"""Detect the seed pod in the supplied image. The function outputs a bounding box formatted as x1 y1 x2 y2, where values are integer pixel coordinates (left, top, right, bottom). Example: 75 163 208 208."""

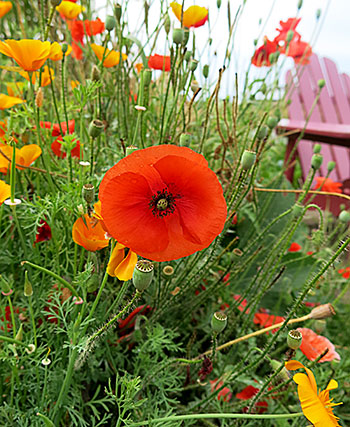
133 260 154 292
257 126 268 140
313 144 321 154
189 59 199 72
241 150 256 170
173 28 184 45
115 3 122 23
266 116 278 129
309 303 335 320
105 15 117 32
88 119 104 138
164 13 171 34
339 210 350 223
211 311 227 334
83 184 95 204
287 329 302 350
318 79 325 89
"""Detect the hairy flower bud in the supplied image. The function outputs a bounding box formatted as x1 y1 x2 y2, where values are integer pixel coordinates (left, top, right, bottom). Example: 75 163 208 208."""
241 150 256 170
311 154 323 170
133 260 154 292
15 324 23 342
91 64 101 82
35 87 43 108
211 311 227 334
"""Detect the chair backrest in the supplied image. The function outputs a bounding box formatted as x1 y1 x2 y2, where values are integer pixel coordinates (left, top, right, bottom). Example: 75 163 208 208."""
286 54 350 184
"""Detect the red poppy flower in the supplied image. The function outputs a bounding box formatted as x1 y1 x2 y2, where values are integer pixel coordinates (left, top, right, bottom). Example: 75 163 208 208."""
236 385 268 413
0 306 24 332
209 379 232 402
68 18 105 59
51 136 81 159
99 145 227 262
313 177 342 193
338 267 350 279
253 312 285 334
288 242 301 252
297 328 341 363
233 294 250 313
34 220 52 245
252 37 278 67
286 37 312 65
39 119 75 136
148 54 171 71
274 17 301 45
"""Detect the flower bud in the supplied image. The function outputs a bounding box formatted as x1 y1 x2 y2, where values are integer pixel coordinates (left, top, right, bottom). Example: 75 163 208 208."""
105 15 117 32
274 108 281 121
217 0 222 7
189 59 199 72
164 13 171 34
88 119 104 138
311 154 323 170
184 50 192 62
313 144 321 154
143 69 152 86
91 64 101 82
0 275 12 295
133 260 154 292
35 87 43 108
286 30 294 43
339 210 350 223
61 44 68 54
179 133 191 147
126 145 138 156
314 319 326 334
172 28 184 45
241 150 256 170
114 3 122 23
182 28 190 46
309 303 335 320
257 126 268 140
287 329 302 350
318 79 326 89
270 359 290 382
24 271 33 297
266 116 278 129
327 161 336 172
191 79 200 93
15 324 23 342
83 184 95 204
211 311 227 334
202 64 209 78
297 0 303 9
316 8 321 20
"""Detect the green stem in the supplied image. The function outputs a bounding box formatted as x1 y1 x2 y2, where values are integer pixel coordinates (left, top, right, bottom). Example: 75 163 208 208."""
11 206 28 259
9 143 16 203
7 295 16 337
0 335 29 347
28 297 37 349
43 5 55 41
61 56 72 182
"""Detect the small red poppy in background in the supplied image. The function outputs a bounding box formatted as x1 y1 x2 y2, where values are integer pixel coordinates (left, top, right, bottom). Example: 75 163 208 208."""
274 17 301 46
338 267 350 279
148 54 171 72
288 242 301 252
34 220 52 245
40 119 75 136
313 177 342 193
117 305 152 344
209 379 232 402
68 18 105 60
1 306 24 332
253 312 285 334
297 327 341 363
252 37 278 67
99 145 227 262
236 385 268 413
51 136 81 159
286 37 312 65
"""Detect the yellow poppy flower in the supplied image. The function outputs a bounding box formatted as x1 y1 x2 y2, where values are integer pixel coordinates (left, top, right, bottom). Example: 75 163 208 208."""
0 93 25 110
285 360 342 426
170 2 208 28
91 43 127 68
72 214 109 252
48 42 72 61
0 143 42 173
0 39 52 71
107 243 138 281
71 80 80 90
6 82 25 97
0 179 10 205
0 1 12 18
56 1 85 20
18 65 54 87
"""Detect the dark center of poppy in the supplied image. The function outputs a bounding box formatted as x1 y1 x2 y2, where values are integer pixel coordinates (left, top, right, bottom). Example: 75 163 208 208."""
149 188 180 218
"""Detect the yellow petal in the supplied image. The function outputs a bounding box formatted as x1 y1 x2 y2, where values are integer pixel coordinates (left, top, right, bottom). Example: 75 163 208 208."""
114 250 138 281
183 5 208 28
56 1 84 20
18 144 42 168
0 1 12 18
0 179 10 204
91 43 127 68
107 243 126 276
0 93 25 110
49 42 72 61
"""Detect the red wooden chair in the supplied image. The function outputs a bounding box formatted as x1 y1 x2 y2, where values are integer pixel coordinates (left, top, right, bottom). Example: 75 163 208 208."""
279 54 350 214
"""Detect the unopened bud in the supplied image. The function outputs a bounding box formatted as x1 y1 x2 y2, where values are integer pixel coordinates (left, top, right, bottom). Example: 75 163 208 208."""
286 30 294 43
287 329 302 350
189 59 199 72
313 144 321 154
24 271 33 297
15 324 23 342
0 275 12 295
184 50 192 62
217 0 222 8
173 28 184 45
202 64 209 78
266 116 278 129
297 0 303 9
114 3 122 23
126 145 138 156
327 161 336 172
88 119 104 138
191 79 200 93
311 154 323 170
61 44 68 54
241 150 256 170
91 65 101 82
105 15 117 32
318 79 326 89
133 260 154 292
35 87 43 108
143 69 152 86
316 8 321 20
309 303 336 320
339 210 350 223
292 203 304 218
83 184 95 204
164 13 171 34
257 126 268 140
211 311 227 334
270 359 290 382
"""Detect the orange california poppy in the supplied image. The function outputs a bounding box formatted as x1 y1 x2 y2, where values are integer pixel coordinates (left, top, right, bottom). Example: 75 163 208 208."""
313 177 342 193
135 63 143 73
0 1 12 18
297 328 341 363
0 94 24 110
99 145 227 262
288 242 301 252
252 37 278 67
285 360 342 426
253 312 285 334
170 2 208 28
18 65 54 87
48 42 72 61
90 43 127 68
107 243 138 281
71 80 80 90
72 214 109 251
56 1 84 20
0 143 42 173
0 39 52 71
0 179 10 205
148 54 171 72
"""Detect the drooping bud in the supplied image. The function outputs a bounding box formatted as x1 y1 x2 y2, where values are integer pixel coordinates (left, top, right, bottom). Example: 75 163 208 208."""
133 260 154 292
126 145 138 156
189 59 199 72
83 184 95 204
339 210 350 223
311 154 323 170
287 329 302 350
313 144 321 154
91 64 101 82
172 28 184 45
257 125 268 140
266 116 278 129
105 15 117 32
24 271 33 297
88 119 104 138
241 150 256 170
202 64 209 78
35 87 44 108
327 161 336 172
211 312 227 334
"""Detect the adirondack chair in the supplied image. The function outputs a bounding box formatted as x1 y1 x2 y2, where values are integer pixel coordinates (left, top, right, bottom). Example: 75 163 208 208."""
278 53 350 215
